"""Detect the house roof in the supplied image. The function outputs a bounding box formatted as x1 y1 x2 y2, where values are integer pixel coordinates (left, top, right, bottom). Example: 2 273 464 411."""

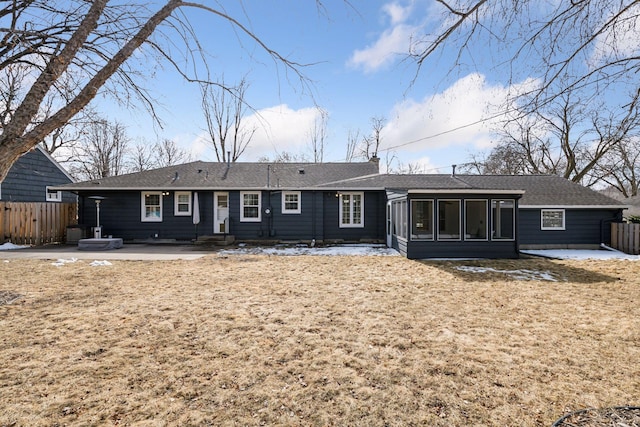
321 174 626 208
53 160 626 209
53 161 380 191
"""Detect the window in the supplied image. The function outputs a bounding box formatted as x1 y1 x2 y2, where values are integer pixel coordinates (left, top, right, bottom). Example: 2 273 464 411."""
392 200 408 239
541 209 565 230
240 191 261 222
282 191 301 214
141 192 163 222
492 199 515 240
465 200 487 240
339 192 364 227
411 199 433 240
438 200 461 240
174 192 192 216
46 187 62 202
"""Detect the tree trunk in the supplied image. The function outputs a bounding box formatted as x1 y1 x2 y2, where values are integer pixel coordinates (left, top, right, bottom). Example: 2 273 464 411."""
0 0 182 182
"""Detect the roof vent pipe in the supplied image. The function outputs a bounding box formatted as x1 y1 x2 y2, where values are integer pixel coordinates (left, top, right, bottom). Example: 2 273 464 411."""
452 164 457 176
227 151 231 167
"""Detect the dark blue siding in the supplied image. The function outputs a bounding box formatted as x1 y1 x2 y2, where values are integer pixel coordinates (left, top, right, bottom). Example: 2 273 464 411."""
2 147 74 202
322 191 385 242
519 208 622 247
76 189 386 243
406 240 519 259
78 190 212 240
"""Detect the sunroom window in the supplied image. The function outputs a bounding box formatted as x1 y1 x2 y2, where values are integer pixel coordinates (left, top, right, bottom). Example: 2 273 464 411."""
411 199 433 240
492 199 515 240
465 200 487 240
438 199 461 240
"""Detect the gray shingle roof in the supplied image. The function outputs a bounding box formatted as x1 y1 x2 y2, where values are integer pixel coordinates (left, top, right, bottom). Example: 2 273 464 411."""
56 161 380 190
55 161 626 208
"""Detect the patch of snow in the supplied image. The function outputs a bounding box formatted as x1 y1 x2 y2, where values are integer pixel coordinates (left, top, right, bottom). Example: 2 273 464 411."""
51 258 78 267
522 249 639 260
89 260 112 266
218 244 400 257
0 242 29 251
455 266 558 281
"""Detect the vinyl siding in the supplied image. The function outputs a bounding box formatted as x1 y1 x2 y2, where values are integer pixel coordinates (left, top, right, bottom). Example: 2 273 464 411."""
1 148 74 202
519 208 622 247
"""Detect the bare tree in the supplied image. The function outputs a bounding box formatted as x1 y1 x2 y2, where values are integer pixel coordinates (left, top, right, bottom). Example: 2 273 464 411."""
68 120 130 180
153 138 192 167
201 76 256 163
128 141 156 173
258 151 309 163
345 128 360 162
359 116 385 160
410 1 640 110
466 88 640 186
595 138 640 197
0 1 312 182
308 108 328 163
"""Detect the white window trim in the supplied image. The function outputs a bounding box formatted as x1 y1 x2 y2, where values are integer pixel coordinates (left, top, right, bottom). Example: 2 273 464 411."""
46 187 62 202
339 192 365 228
437 199 461 241
410 199 434 241
464 199 488 241
491 199 516 241
541 208 566 230
141 191 163 222
281 191 301 214
240 191 262 222
174 191 192 216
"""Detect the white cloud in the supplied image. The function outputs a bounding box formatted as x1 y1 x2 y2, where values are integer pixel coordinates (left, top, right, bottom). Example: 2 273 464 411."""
189 105 320 162
383 1 414 25
380 73 538 166
348 24 419 73
348 1 421 73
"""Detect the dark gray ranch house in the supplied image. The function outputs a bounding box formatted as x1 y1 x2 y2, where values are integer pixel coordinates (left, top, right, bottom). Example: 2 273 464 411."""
53 160 626 259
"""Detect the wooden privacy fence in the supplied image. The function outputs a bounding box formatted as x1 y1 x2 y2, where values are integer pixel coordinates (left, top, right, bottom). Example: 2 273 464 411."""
0 202 77 246
611 222 640 255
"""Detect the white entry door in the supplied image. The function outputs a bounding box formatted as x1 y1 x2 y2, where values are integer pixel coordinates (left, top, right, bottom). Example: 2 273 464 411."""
214 192 229 234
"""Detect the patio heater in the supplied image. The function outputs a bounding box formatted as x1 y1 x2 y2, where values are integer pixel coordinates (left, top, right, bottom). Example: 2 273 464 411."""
88 196 106 238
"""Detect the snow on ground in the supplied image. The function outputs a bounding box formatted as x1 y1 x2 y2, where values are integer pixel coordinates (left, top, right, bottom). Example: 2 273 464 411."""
521 249 639 261
89 260 112 267
0 242 29 251
52 258 78 267
218 244 400 257
455 266 558 281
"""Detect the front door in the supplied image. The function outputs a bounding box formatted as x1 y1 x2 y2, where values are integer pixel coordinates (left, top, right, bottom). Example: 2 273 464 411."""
214 192 229 234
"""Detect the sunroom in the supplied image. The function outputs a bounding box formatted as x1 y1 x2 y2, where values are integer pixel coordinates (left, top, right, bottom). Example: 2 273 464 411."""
387 189 524 259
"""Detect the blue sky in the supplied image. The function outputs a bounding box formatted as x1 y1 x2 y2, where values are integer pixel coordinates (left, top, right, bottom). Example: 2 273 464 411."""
103 0 537 172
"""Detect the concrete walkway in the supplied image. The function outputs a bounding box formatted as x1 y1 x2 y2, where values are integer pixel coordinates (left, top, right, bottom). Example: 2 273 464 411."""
0 243 212 261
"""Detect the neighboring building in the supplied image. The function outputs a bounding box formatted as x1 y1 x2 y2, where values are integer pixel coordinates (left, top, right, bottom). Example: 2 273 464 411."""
52 160 627 259
0 145 75 203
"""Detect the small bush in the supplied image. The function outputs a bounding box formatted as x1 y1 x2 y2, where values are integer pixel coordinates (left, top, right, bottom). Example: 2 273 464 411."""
626 215 640 224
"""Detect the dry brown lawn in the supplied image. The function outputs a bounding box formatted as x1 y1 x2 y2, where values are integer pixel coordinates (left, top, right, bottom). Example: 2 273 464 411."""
0 254 639 426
